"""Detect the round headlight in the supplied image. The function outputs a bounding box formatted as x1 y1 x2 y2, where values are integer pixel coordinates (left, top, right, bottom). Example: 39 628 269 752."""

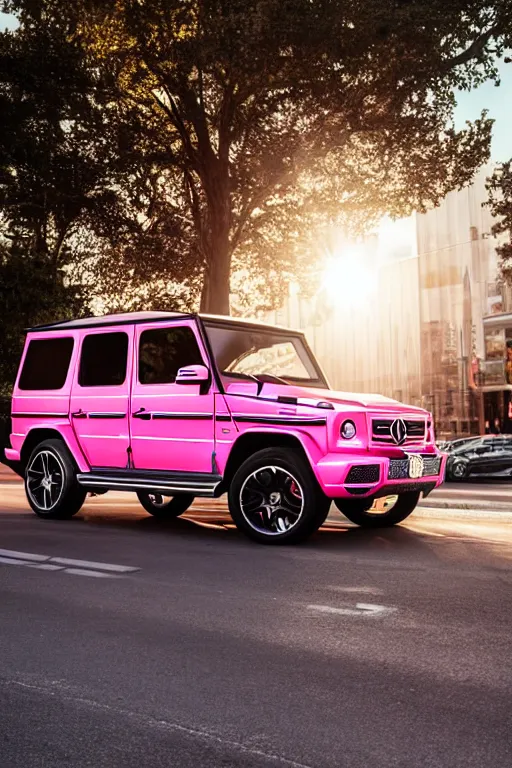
340 420 356 439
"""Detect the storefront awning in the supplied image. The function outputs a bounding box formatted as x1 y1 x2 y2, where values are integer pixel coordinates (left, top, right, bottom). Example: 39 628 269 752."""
482 312 512 330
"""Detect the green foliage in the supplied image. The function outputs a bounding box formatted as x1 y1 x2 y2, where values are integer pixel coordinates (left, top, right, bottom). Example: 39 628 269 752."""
0 244 85 393
487 159 512 282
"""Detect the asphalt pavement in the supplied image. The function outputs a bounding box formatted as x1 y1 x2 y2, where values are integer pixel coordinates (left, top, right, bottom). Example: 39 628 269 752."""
427 477 512 508
1 473 511 767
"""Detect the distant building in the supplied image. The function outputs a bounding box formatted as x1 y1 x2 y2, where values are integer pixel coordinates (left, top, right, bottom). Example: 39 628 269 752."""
264 165 512 437
416 164 512 435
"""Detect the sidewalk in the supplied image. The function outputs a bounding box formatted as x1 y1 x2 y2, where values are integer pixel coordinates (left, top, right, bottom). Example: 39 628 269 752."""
418 497 512 511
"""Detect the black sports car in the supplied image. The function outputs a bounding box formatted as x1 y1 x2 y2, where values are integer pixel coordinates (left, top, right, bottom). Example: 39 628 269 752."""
441 435 512 481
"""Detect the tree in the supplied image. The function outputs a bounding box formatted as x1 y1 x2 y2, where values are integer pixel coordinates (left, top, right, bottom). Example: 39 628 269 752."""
5 1 512 315
0 6 139 278
0 242 84 393
74 0 512 314
0 3 197 327
487 159 512 282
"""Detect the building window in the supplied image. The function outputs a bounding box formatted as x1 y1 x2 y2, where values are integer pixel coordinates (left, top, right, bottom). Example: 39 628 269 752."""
18 337 74 391
139 327 203 384
79 332 129 387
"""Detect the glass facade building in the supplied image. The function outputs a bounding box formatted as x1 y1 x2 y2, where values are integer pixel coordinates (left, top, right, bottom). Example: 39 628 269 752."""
264 166 512 438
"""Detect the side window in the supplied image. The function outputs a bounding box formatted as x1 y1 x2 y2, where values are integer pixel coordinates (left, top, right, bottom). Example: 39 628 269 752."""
19 337 74 391
139 326 204 385
79 332 129 387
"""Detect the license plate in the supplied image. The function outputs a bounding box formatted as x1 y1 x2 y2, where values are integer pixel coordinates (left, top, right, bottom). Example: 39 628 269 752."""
407 454 424 479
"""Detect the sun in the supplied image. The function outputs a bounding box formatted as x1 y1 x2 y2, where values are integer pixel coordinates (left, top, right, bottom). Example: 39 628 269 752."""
320 245 378 308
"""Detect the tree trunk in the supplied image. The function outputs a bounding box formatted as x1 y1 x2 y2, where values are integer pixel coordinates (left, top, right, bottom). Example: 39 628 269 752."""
199 188 232 314
200 241 231 315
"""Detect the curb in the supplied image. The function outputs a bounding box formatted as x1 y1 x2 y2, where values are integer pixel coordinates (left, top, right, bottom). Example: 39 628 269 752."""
419 499 512 512
413 506 512 520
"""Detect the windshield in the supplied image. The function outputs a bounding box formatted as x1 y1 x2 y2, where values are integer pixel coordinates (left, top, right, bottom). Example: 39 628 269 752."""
203 322 328 389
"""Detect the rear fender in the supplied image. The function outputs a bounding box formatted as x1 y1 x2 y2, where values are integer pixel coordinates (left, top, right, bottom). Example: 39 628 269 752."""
21 422 90 472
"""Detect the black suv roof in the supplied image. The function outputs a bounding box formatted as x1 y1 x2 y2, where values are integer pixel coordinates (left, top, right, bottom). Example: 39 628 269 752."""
29 311 301 335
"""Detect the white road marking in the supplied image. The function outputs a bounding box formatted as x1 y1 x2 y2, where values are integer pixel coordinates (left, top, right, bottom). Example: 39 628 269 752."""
50 557 139 573
0 556 36 566
0 548 49 562
308 603 397 617
328 586 384 595
64 568 121 579
0 548 139 577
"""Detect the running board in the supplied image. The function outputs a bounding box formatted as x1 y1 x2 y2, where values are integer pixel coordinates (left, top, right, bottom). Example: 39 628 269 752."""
76 471 222 497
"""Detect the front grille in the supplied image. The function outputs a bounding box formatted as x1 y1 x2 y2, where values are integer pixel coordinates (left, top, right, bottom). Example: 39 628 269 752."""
422 456 442 476
345 465 380 484
372 418 426 445
388 456 441 480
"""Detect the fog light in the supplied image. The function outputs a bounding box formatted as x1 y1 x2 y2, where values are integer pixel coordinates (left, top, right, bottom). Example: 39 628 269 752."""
341 420 356 439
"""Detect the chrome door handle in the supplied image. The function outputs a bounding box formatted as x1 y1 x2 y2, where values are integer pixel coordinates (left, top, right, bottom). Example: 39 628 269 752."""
133 407 151 420
71 409 87 419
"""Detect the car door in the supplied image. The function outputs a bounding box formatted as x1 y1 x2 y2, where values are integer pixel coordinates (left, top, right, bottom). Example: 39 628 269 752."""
469 439 497 474
70 326 134 468
490 438 512 472
129 320 216 473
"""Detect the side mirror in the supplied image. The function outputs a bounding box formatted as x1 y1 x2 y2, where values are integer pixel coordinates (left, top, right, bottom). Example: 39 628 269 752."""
176 364 210 385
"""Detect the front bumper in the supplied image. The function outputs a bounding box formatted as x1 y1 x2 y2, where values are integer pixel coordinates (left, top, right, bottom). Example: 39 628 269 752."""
315 451 447 499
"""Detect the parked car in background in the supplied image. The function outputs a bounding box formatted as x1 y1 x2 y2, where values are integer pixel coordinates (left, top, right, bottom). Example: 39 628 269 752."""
442 435 512 481
1 311 446 543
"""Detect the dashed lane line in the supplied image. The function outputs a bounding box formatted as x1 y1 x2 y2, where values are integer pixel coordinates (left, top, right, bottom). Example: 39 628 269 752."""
0 548 48 562
0 548 140 578
50 556 138 573
64 568 122 579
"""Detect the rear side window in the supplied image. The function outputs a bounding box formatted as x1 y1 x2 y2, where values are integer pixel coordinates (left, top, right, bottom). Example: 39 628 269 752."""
139 327 203 384
19 337 74 390
79 332 129 387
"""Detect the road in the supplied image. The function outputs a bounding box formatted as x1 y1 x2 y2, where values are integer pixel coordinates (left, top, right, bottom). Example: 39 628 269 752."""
429 478 512 507
1 474 511 767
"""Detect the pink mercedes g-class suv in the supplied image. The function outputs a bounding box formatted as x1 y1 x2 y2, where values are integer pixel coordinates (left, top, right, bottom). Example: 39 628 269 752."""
1 312 446 543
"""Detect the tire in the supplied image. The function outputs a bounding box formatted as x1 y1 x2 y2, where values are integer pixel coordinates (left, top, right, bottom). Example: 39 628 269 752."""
24 439 86 519
228 447 330 544
334 491 420 528
136 492 194 519
446 459 469 482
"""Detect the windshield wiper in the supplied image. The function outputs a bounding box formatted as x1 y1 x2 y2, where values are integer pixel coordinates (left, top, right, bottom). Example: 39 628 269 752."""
223 371 263 394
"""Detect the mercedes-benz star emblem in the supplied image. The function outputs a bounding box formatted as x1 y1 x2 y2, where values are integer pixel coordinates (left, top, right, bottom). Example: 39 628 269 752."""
390 418 407 445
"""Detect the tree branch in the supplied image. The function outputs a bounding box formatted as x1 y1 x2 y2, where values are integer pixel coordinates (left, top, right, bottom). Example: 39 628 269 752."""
444 24 500 69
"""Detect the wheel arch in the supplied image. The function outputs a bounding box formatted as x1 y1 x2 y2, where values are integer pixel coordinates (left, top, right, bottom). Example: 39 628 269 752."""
20 425 89 472
220 429 321 490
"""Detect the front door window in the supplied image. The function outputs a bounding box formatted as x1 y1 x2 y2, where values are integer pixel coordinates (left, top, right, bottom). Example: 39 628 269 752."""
130 323 215 473
138 326 204 385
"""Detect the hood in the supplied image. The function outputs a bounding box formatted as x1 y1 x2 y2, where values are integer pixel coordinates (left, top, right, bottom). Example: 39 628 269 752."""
227 380 428 415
